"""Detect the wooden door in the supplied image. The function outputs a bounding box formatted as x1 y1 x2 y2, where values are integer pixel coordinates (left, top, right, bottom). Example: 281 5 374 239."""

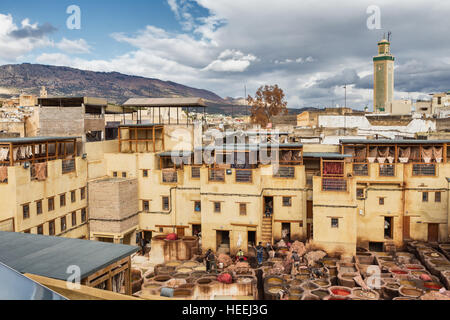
428 224 439 242
176 227 185 237
307 223 313 240
403 216 410 240
307 201 313 219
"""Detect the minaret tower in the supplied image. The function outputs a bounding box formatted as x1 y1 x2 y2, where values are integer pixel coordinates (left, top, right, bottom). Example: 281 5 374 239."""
373 35 395 113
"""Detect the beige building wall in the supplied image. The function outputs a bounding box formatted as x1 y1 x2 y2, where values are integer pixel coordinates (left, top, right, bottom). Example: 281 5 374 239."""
0 157 88 239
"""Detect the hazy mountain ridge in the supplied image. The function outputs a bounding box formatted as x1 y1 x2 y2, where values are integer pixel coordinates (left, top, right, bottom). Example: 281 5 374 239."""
0 63 225 104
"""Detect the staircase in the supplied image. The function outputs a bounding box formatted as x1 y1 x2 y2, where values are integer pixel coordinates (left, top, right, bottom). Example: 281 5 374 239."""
261 216 273 244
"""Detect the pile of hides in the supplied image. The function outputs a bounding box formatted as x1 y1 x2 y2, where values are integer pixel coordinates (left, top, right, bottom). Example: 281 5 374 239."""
165 233 178 241
217 273 233 284
304 251 327 267
217 254 233 268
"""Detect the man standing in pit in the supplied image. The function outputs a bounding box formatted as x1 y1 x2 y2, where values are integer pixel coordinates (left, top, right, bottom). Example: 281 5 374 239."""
255 242 264 266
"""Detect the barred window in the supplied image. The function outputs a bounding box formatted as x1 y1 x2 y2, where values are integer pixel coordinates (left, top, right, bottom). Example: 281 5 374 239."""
22 204 30 219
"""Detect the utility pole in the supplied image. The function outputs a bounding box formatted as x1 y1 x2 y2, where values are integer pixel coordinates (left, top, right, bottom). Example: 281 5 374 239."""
343 84 347 109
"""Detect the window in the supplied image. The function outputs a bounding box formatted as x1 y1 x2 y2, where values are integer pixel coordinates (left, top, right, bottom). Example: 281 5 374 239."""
113 171 118 177
438 97 442 105
61 216 67 232
162 197 170 211
122 172 127 178
194 201 201 212
435 192 441 203
214 202 221 213
49 220 55 236
22 204 30 219
191 167 200 179
71 190 76 203
239 203 247 216
331 218 339 228
379 197 385 205
37 225 44 235
48 197 55 211
143 200 150 212
36 200 42 215
356 188 365 199
71 212 77 227
24 229 30 234
159 227 163 233
60 194 66 207
143 170 148 178
81 208 87 223
422 192 429 202
282 197 292 207
80 187 86 200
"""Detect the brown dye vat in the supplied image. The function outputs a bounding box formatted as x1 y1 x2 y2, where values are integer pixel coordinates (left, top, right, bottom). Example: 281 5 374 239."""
313 279 331 288
289 287 304 296
301 281 319 291
399 286 423 298
298 268 310 275
338 263 357 273
389 268 409 275
328 267 337 277
190 271 206 278
311 289 329 300
356 253 375 265
324 296 349 300
410 270 430 279
338 272 358 288
322 259 337 267
236 276 255 284
399 280 416 288
393 297 416 300
141 283 162 295
302 293 320 300
197 278 213 285
179 283 195 290
153 275 172 283
351 288 379 300
289 279 303 287
424 252 443 259
294 274 310 281
429 259 450 266
154 264 176 275
173 273 191 279
173 288 193 298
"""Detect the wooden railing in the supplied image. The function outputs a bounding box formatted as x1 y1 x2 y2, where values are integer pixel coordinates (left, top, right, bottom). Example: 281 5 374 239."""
162 169 178 183
62 159 76 174
412 163 436 176
273 166 295 178
379 164 395 177
208 168 225 182
322 177 347 191
235 169 252 183
353 163 369 176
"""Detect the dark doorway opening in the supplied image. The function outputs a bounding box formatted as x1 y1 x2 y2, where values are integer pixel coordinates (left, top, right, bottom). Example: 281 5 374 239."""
263 196 274 218
192 224 201 237
216 230 230 253
282 223 291 242
369 242 384 252
384 217 393 239
248 231 256 247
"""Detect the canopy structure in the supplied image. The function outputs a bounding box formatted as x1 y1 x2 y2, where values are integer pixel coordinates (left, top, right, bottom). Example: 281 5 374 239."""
123 97 207 125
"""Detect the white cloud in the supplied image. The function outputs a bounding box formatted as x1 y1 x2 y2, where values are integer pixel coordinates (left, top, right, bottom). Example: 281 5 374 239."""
56 38 91 54
0 14 52 63
203 49 257 72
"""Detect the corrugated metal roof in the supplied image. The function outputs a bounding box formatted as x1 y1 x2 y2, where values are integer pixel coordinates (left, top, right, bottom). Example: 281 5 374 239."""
0 262 66 300
0 136 80 144
0 232 138 281
158 151 193 157
123 97 206 107
196 143 302 152
340 139 450 145
303 152 352 159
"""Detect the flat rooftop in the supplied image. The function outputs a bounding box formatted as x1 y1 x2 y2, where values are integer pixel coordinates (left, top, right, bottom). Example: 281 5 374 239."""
123 97 206 108
0 232 139 281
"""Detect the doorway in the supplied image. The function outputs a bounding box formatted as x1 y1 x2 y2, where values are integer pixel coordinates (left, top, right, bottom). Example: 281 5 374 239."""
216 230 230 251
307 223 313 240
282 223 291 242
263 196 274 217
192 224 201 237
176 227 185 237
307 201 313 219
384 217 393 239
428 223 439 242
248 230 256 247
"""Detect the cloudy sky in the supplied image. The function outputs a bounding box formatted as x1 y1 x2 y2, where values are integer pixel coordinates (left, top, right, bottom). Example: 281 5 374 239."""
1 0 450 109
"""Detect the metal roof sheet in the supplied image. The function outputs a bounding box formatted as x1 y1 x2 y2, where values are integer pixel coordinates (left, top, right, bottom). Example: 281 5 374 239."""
303 152 352 159
0 136 80 144
0 262 66 300
340 139 450 145
0 232 139 281
123 97 206 107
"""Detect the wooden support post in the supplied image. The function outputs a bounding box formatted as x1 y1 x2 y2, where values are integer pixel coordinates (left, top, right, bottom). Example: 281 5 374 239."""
118 127 122 153
153 126 156 152
9 143 13 166
135 128 138 153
